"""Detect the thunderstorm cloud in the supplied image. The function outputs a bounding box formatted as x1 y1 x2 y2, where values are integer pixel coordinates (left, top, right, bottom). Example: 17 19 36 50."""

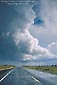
0 0 57 65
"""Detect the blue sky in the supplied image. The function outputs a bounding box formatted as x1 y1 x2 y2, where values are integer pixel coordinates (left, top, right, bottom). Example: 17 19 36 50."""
0 0 57 66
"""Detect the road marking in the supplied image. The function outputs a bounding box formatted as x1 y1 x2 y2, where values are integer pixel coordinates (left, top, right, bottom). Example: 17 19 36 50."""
32 77 40 83
0 69 14 82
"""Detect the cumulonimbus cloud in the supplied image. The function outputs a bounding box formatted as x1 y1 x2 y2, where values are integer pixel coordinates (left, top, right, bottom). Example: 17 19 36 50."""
12 2 53 61
1 0 57 64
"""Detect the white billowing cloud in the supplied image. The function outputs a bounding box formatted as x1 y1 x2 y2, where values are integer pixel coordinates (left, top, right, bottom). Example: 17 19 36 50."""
12 27 53 61
12 29 36 53
23 54 35 61
48 42 57 55
11 1 56 61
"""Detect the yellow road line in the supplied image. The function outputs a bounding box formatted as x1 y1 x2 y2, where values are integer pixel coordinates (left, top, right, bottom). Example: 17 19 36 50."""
32 77 40 83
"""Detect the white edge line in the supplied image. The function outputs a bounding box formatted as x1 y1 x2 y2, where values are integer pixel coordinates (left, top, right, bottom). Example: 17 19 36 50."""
0 69 14 82
32 77 40 83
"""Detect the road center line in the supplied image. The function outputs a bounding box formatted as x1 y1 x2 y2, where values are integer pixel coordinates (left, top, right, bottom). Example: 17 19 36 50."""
32 76 40 83
0 69 14 82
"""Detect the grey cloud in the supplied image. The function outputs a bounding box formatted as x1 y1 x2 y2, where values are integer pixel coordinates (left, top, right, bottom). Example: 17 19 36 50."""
30 0 57 47
48 42 57 55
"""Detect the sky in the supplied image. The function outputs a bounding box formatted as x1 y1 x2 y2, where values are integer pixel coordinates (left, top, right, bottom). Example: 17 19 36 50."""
0 0 57 66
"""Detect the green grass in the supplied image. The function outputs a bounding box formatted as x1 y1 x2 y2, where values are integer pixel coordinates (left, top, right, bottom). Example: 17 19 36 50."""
23 65 57 74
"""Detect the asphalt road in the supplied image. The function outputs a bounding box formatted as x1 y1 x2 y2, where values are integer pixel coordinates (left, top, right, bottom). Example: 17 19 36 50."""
0 67 57 85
